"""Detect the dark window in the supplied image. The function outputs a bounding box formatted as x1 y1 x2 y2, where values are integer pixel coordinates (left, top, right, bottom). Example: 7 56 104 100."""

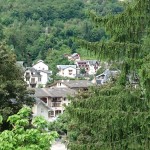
55 110 61 116
38 77 41 82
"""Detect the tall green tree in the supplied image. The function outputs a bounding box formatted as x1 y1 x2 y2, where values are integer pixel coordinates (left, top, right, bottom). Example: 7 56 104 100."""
66 0 150 149
0 43 34 131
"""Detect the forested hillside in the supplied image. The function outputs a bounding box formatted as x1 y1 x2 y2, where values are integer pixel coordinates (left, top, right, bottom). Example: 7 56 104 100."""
0 0 122 67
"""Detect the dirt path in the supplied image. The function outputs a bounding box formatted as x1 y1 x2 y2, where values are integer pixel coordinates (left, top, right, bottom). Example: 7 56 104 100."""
51 141 67 150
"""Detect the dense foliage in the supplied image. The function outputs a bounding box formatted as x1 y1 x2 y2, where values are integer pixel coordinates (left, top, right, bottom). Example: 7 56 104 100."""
0 106 58 150
48 113 68 137
66 0 150 149
0 43 34 131
67 83 150 149
0 0 122 71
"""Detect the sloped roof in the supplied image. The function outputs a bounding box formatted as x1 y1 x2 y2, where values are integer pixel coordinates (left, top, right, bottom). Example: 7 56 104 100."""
39 70 52 74
86 60 99 65
57 80 94 88
34 88 76 98
57 65 76 70
25 67 41 77
71 53 79 57
76 60 99 65
35 97 51 110
37 60 44 63
96 69 121 85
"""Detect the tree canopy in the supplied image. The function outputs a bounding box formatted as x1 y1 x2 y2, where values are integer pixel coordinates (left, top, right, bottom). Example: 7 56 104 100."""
66 0 150 149
0 43 34 131
0 0 122 68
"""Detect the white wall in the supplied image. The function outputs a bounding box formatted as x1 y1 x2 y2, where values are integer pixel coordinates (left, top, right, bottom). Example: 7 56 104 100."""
88 65 96 75
40 71 48 86
33 61 48 71
24 70 39 87
58 67 76 78
36 103 49 121
24 70 49 88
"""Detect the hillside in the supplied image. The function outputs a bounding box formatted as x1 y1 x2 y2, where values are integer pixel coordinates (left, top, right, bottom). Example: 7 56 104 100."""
0 0 123 69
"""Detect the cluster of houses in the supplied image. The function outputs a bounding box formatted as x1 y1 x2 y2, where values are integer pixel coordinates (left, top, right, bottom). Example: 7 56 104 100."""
18 53 120 121
57 53 100 78
32 80 93 121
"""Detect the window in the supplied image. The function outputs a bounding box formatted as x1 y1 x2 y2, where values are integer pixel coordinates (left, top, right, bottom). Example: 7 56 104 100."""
26 72 30 76
38 77 41 82
48 111 54 118
31 78 35 83
55 110 61 116
68 70 73 75
25 72 30 81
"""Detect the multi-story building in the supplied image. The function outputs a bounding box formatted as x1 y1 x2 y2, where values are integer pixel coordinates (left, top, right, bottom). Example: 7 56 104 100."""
33 88 76 121
24 60 52 88
75 60 100 75
57 65 77 78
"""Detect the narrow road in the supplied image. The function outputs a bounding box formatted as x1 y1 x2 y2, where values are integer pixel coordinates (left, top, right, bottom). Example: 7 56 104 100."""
51 141 67 150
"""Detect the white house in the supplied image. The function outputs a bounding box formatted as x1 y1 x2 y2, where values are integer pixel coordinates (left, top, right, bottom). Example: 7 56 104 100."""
67 53 80 62
33 88 76 121
24 68 52 88
33 60 49 71
24 60 52 88
57 65 77 78
88 60 100 75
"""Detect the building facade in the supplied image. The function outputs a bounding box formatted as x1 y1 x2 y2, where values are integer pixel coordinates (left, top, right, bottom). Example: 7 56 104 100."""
57 65 77 78
24 60 52 88
33 88 76 121
75 60 100 75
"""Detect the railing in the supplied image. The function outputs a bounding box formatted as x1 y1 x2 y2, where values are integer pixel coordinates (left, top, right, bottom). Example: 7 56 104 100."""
51 102 61 107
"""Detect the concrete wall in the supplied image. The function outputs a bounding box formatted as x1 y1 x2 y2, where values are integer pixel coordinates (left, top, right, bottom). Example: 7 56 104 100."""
36 103 49 120
58 67 76 78
40 71 48 86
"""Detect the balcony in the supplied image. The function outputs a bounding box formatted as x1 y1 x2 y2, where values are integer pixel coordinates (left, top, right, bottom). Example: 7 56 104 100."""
51 102 61 107
29 80 37 88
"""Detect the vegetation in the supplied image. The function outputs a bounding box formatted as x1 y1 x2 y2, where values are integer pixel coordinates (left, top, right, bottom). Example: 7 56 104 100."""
48 113 68 137
66 0 150 149
0 0 122 72
0 43 34 131
0 106 58 150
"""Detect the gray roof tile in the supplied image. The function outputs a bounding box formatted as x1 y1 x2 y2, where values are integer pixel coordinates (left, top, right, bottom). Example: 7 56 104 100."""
34 88 76 98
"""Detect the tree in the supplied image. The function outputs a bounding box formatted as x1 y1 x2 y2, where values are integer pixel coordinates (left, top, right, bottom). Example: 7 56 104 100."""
80 68 86 75
0 43 34 131
48 112 68 137
0 106 58 150
66 0 150 149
